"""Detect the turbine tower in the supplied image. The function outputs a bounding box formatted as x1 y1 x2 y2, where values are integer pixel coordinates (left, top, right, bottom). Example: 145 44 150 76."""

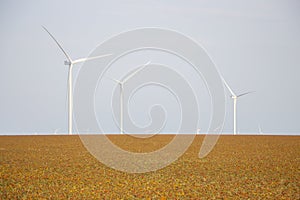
43 26 112 135
107 61 150 134
221 76 254 135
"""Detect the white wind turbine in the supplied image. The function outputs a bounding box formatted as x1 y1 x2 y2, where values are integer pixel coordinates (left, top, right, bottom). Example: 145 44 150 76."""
54 128 60 135
258 124 263 134
221 77 254 135
43 26 112 135
107 61 151 134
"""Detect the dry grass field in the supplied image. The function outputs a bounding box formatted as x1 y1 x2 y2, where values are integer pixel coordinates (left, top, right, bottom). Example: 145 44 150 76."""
1 135 299 199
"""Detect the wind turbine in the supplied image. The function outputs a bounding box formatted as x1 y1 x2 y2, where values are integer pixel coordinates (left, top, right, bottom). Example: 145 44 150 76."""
54 128 60 135
43 26 112 135
221 76 254 135
107 61 151 134
258 124 263 134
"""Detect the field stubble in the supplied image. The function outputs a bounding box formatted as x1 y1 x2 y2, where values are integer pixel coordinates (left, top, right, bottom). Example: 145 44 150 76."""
1 135 299 199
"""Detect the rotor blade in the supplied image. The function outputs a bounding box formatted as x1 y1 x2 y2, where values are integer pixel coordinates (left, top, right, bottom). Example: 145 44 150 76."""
220 76 236 97
123 61 151 83
42 26 72 62
106 76 122 84
237 91 255 98
72 53 112 64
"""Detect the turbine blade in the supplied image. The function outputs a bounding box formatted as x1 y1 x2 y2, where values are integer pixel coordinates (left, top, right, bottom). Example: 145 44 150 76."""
106 76 122 84
123 61 151 83
42 26 72 62
220 76 236 97
237 91 255 98
72 53 112 64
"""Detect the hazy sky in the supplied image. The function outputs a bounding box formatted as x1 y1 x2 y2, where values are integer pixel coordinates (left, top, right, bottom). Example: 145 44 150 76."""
0 0 299 135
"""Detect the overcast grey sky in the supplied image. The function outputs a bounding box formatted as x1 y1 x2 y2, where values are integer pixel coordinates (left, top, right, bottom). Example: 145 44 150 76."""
0 0 299 135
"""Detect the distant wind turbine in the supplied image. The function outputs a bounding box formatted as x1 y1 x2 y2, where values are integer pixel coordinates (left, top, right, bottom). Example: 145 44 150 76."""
54 128 60 135
258 124 263 134
107 61 151 134
43 26 112 135
221 76 254 135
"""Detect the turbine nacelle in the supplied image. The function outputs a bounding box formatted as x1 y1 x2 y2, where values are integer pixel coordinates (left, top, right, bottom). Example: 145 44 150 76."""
64 60 72 66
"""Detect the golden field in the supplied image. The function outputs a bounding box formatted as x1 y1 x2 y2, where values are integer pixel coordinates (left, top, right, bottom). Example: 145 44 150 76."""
1 135 299 199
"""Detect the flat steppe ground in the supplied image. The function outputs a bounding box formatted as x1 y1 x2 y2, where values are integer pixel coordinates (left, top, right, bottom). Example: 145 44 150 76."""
1 135 299 199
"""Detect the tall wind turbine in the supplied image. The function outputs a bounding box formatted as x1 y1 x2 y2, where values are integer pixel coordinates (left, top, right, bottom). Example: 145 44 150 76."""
107 61 151 134
221 77 254 135
43 26 112 135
